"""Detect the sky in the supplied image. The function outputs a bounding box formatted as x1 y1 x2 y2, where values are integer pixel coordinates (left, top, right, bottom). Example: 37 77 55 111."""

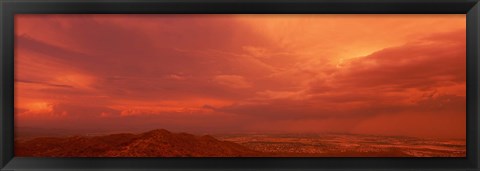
14 14 466 139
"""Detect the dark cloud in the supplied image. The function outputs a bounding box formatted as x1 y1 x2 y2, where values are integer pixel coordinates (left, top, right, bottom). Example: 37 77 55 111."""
334 31 465 91
15 79 74 89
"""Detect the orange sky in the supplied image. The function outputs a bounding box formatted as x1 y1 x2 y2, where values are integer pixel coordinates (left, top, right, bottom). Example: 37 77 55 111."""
14 14 466 139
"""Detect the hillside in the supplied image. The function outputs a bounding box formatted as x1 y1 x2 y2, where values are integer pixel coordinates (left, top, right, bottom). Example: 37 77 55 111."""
15 129 260 157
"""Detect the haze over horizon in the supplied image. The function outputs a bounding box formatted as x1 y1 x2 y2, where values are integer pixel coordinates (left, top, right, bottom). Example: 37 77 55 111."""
15 14 466 139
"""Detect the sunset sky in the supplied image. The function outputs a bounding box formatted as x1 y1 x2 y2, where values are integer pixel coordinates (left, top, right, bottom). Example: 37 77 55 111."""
14 15 466 139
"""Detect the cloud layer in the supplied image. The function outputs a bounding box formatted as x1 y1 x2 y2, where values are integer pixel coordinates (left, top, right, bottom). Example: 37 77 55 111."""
15 14 466 138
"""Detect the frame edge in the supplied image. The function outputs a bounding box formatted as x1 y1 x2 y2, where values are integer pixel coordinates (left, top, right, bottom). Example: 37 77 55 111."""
1 0 480 170
467 1 480 169
0 0 14 170
0 0 5 169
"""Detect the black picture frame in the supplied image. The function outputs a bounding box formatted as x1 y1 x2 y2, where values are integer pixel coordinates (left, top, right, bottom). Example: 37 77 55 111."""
1 0 479 170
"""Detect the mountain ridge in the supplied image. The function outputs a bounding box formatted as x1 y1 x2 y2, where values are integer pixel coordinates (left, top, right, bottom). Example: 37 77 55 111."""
16 129 261 157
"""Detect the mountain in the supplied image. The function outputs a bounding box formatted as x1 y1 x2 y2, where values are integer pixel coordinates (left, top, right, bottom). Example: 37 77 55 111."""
15 129 261 157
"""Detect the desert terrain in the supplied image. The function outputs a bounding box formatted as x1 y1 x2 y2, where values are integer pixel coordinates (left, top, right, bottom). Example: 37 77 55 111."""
15 129 465 157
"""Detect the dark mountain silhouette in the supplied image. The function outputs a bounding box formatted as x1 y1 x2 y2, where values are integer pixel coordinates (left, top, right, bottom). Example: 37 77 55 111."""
15 129 261 157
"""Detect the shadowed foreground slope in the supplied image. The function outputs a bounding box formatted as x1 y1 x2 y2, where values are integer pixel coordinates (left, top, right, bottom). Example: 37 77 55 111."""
15 129 260 157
